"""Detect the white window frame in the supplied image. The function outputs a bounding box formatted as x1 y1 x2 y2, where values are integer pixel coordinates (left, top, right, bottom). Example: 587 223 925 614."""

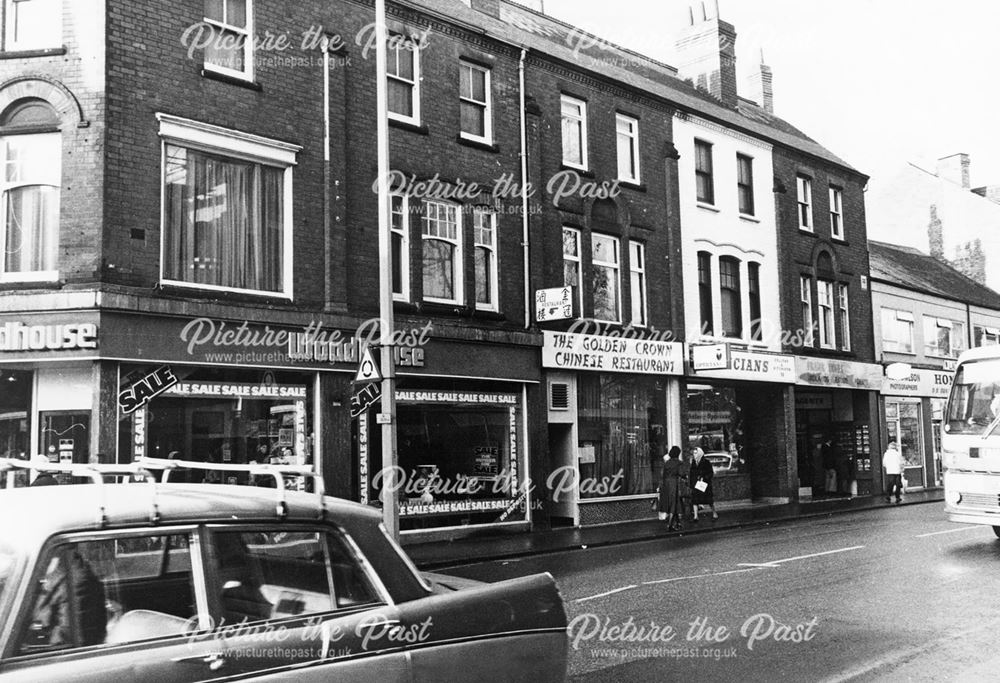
591 232 621 324
4 0 61 51
797 176 812 231
0 131 60 282
560 95 588 170
473 207 498 311
459 61 492 144
881 308 914 354
156 113 300 298
837 284 851 351
694 139 715 205
562 226 583 318
924 317 964 358
629 240 647 327
390 193 410 302
421 200 462 305
800 276 814 347
976 325 1000 347
737 153 755 216
615 113 640 183
387 35 421 126
817 280 835 349
202 0 254 82
829 186 844 239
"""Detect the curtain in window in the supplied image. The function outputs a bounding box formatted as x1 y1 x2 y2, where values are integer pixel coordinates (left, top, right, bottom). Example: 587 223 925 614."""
4 184 57 272
164 145 283 292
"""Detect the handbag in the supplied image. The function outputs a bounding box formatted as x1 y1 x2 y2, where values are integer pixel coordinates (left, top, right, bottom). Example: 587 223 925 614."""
694 479 708 493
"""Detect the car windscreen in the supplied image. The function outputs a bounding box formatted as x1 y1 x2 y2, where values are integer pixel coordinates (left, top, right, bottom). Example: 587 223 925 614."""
0 541 18 603
946 359 1000 436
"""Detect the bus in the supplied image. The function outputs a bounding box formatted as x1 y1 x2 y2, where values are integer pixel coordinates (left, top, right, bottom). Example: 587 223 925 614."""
942 345 1000 535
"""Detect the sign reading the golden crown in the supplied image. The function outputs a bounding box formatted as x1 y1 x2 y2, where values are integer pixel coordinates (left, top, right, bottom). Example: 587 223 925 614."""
542 331 683 375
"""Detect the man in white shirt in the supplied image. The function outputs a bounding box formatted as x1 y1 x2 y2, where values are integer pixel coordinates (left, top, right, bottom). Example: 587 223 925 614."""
883 441 904 503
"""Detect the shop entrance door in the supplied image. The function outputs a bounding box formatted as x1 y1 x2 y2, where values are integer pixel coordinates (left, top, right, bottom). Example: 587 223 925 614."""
886 400 924 490
38 411 91 464
547 424 577 526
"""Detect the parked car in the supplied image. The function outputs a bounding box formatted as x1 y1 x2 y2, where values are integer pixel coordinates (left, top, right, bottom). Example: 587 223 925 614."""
0 459 568 682
704 452 737 473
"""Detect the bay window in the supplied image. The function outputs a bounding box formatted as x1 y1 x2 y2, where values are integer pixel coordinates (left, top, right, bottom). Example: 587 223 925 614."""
158 114 298 296
422 200 462 303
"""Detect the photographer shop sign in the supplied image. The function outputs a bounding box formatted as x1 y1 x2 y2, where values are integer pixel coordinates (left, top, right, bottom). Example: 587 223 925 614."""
542 331 683 375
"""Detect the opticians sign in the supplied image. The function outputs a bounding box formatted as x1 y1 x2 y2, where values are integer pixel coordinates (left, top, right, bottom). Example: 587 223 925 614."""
542 331 683 375
695 349 796 384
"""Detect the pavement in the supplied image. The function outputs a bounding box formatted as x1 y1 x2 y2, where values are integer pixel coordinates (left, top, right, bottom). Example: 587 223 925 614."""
404 489 946 569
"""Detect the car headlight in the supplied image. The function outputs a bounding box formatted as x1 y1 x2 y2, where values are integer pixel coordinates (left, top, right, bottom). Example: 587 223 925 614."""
942 449 963 470
945 488 962 505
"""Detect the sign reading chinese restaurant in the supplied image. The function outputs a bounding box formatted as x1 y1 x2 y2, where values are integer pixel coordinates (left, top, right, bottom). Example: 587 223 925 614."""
542 331 683 375
695 349 796 384
795 357 884 391
881 367 954 398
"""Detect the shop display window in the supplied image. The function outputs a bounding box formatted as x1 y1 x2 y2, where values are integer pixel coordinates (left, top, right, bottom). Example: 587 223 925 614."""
576 375 666 498
685 384 746 474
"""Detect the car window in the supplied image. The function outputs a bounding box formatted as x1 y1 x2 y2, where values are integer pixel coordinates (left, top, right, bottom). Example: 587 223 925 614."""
209 529 381 625
0 541 16 604
16 532 198 655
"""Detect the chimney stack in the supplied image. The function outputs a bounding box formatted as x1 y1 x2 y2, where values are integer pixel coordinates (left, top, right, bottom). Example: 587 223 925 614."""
746 49 773 114
927 204 944 260
675 1 739 108
936 153 971 189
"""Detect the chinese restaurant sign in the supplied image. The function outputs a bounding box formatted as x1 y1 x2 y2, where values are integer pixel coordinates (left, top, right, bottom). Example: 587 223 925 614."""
542 331 683 375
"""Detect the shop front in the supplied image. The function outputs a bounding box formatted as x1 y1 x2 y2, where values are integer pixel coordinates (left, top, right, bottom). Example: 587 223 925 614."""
689 347 798 503
880 367 953 490
794 356 884 498
0 314 101 486
542 331 684 526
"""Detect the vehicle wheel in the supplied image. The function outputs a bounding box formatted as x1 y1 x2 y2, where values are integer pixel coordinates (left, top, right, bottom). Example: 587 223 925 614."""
993 526 1000 538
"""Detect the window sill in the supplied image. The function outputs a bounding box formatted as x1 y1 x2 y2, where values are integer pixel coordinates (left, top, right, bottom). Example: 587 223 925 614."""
472 308 506 322
156 281 292 304
798 228 817 237
389 118 429 135
739 213 760 223
882 349 917 356
617 179 646 192
831 236 849 245
416 300 474 317
200 68 262 91
456 135 499 153
0 46 66 60
0 274 62 289
696 202 720 213
560 163 593 177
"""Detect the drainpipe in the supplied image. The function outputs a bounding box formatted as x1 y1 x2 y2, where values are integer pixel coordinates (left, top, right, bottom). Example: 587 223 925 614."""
519 48 531 329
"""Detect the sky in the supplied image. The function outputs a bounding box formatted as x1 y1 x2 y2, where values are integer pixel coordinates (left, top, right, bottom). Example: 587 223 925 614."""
534 0 1000 194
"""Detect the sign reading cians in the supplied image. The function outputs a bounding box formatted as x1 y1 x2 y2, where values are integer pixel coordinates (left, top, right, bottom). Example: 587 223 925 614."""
542 331 683 375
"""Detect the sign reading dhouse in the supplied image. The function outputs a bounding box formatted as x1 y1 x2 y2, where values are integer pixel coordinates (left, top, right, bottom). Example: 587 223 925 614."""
542 331 683 374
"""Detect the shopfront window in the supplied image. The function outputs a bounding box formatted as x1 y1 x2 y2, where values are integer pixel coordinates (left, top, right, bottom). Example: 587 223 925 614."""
685 384 745 473
576 374 666 498
364 389 525 530
886 399 924 489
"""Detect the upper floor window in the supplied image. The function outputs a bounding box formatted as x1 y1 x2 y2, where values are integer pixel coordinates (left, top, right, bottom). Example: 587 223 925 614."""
796 176 812 230
629 240 647 326
562 227 582 318
748 262 762 341
473 207 498 311
737 154 754 216
974 325 1000 347
829 187 844 239
591 233 620 322
719 256 742 338
698 251 713 336
924 317 965 358
390 194 410 301
616 114 639 183
560 95 587 169
203 0 252 80
387 36 420 125
4 0 61 51
422 200 461 304
695 139 714 204
817 280 835 349
159 114 298 297
837 285 851 351
880 308 914 354
459 61 491 143
800 276 814 346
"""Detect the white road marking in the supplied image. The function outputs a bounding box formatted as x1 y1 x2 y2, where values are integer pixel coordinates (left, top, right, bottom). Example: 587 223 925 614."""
743 545 865 566
575 584 638 603
642 568 760 585
737 562 781 568
915 526 980 538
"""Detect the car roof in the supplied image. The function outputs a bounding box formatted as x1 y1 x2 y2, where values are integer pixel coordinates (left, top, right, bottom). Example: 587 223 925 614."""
0 484 381 551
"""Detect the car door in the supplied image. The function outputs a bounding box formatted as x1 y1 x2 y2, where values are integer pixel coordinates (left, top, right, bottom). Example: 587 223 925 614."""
196 525 410 682
0 527 223 683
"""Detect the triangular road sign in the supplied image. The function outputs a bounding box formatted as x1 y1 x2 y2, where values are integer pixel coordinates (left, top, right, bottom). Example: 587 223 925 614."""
355 346 383 383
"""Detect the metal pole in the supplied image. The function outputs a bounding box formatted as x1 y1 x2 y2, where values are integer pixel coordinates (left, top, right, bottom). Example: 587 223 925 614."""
375 0 399 540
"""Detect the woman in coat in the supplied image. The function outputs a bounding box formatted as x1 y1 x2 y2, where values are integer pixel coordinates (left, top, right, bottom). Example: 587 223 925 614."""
689 447 718 522
658 446 683 530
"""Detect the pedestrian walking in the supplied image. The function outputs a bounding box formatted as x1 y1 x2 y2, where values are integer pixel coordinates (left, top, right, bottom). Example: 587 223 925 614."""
689 447 718 522
658 446 683 530
883 441 904 503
